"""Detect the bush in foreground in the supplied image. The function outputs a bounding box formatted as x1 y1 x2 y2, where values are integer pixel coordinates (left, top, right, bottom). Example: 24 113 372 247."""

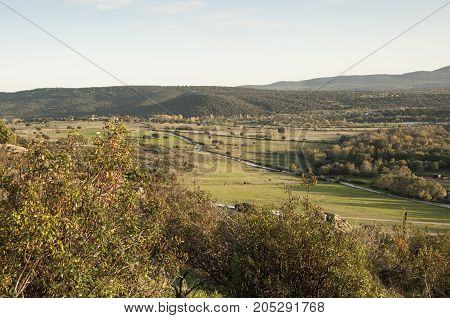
177 194 388 297
0 124 200 297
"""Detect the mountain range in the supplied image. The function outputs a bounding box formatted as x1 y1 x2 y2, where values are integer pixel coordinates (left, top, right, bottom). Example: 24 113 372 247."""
243 66 450 91
0 66 449 118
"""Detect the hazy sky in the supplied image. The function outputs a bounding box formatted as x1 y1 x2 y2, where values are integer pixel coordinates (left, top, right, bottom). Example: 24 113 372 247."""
1 0 449 91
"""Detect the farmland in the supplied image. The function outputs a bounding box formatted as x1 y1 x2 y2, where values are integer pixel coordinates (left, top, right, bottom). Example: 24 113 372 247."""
7 119 450 230
189 158 449 229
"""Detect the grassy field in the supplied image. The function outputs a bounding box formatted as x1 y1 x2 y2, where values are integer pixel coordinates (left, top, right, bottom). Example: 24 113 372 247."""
142 132 194 149
11 120 148 140
175 130 308 169
188 158 450 229
153 124 380 171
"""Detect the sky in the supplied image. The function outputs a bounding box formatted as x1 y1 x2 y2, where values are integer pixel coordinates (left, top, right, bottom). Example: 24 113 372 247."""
0 0 449 92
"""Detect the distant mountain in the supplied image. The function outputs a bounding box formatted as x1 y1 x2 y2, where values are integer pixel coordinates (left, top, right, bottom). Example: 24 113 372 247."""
244 66 450 91
1 85 449 119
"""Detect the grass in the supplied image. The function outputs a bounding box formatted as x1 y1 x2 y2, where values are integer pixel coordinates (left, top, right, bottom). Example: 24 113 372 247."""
189 158 450 229
12 121 148 141
165 125 379 172
142 133 193 149
173 130 327 170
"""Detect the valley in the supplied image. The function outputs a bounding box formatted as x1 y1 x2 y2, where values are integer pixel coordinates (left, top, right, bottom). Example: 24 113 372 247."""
8 118 449 230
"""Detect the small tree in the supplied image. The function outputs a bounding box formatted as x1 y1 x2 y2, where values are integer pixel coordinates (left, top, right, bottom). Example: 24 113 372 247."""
300 171 318 200
0 121 16 144
289 163 297 173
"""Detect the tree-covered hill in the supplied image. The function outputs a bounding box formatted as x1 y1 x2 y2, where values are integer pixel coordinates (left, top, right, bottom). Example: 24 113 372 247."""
0 86 449 119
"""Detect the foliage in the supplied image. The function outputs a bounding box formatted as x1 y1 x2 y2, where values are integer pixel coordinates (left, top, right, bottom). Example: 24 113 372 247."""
0 123 205 297
311 125 449 177
0 121 16 144
288 163 297 173
363 225 449 297
175 193 387 298
373 166 447 201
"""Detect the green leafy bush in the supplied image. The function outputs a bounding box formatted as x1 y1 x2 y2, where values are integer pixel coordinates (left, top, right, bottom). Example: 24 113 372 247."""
0 121 16 144
0 123 204 297
363 225 449 297
177 195 387 297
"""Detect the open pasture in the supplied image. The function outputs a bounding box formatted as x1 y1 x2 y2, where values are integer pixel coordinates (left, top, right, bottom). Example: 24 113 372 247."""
190 158 450 229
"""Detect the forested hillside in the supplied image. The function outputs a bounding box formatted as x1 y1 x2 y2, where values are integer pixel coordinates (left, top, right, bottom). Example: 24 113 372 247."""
1 86 449 119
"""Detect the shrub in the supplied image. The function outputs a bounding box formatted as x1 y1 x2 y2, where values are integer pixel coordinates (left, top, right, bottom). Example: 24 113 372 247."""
0 121 16 144
363 225 449 297
0 123 204 297
178 195 387 297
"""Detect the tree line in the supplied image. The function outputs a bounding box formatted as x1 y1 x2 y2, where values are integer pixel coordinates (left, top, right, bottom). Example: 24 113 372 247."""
307 125 449 201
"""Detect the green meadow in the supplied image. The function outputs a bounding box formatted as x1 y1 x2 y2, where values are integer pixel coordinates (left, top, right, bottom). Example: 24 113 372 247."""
189 159 450 229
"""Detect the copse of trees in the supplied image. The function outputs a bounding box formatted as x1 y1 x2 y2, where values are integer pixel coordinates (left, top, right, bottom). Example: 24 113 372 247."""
373 166 447 201
310 126 449 201
311 125 449 177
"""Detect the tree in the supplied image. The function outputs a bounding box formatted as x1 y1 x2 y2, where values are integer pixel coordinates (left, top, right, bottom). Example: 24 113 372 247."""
318 164 331 175
373 167 446 201
0 121 16 144
428 182 447 200
343 162 357 176
300 171 318 200
411 160 424 172
360 160 373 176
289 163 297 173
430 162 439 171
